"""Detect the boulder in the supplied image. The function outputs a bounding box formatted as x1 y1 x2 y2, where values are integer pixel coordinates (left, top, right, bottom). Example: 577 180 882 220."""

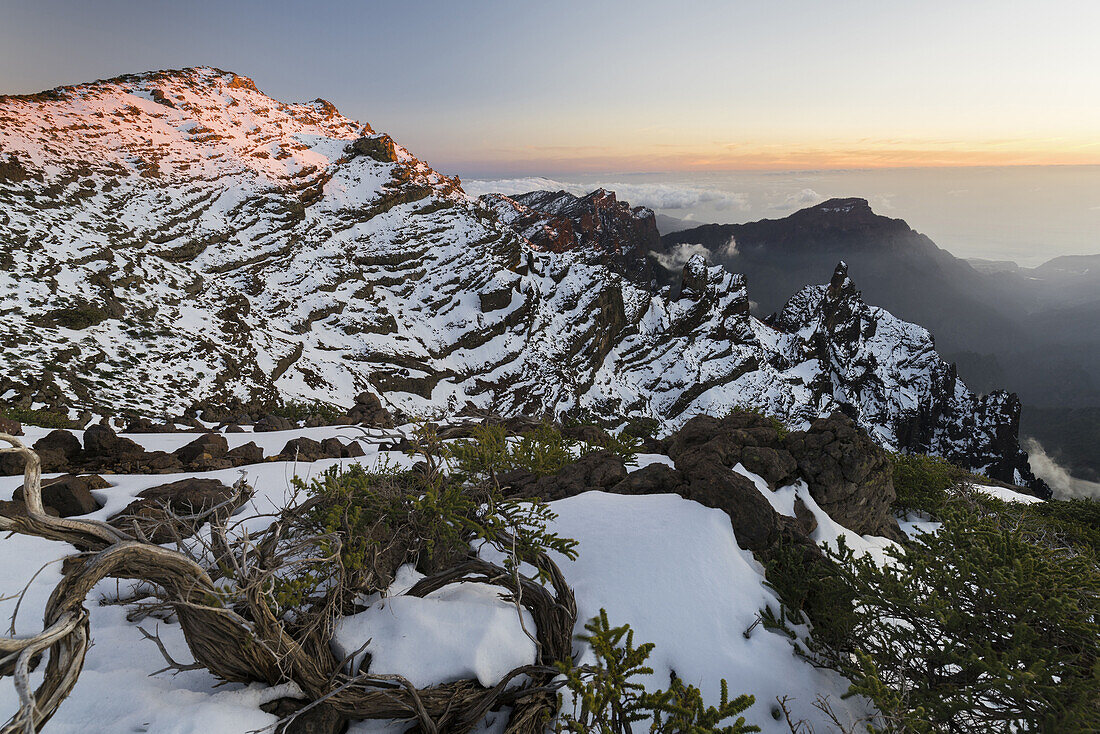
33 429 82 462
676 455 780 552
279 437 326 462
174 433 229 465
225 441 264 466
521 451 628 501
140 451 184 473
346 391 393 428
784 413 901 539
30 429 83 472
0 417 22 436
343 440 365 458
320 437 348 459
608 462 686 496
254 414 294 432
110 478 248 543
14 474 100 517
83 423 145 461
739 445 799 489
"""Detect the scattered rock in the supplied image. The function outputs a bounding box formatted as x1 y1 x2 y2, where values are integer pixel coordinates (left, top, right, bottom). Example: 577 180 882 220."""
83 423 145 462
31 429 83 472
346 392 393 427
0 417 22 436
279 437 326 462
225 441 264 466
255 415 294 432
174 433 229 465
110 478 249 543
784 413 901 539
124 416 177 433
14 474 100 517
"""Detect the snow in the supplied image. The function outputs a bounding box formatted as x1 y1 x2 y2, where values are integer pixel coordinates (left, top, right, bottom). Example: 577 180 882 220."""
484 491 871 731
968 482 1043 505
0 437 888 732
332 581 537 688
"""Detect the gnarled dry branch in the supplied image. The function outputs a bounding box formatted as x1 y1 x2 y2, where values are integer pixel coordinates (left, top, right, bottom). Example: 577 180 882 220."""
0 432 577 734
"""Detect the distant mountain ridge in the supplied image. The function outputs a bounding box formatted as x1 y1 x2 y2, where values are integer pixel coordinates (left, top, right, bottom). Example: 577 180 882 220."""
0 68 1045 490
661 198 1100 409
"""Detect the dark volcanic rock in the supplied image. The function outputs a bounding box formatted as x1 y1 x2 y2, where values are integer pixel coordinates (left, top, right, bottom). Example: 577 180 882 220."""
608 462 686 496
174 433 229 465
83 423 145 461
279 437 326 462
784 413 900 539
520 451 629 501
124 416 177 433
33 430 82 461
27 429 83 473
0 417 22 436
110 478 248 542
225 441 264 465
347 392 393 427
14 474 101 516
680 457 779 552
255 415 294 432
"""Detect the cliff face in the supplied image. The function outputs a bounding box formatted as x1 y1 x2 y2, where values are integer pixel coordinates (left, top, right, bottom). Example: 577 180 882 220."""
480 188 661 284
0 68 1043 489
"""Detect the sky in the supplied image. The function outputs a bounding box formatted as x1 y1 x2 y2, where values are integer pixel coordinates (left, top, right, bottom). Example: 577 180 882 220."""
2 0 1099 176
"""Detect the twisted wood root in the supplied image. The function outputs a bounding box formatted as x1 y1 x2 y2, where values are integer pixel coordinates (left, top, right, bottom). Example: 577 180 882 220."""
0 433 576 733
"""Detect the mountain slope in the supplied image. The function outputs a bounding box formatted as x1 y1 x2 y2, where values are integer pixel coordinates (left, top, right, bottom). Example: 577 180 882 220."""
0 68 1041 488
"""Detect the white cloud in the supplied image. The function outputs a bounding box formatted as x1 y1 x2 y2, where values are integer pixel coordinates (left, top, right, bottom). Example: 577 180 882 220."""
1024 438 1100 501
463 177 749 211
652 242 714 271
771 188 822 210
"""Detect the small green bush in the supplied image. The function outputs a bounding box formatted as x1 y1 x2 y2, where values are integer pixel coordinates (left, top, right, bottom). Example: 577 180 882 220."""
270 399 345 423
762 539 856 652
446 422 639 484
0 406 76 429
554 609 760 734
889 452 968 516
819 499 1100 732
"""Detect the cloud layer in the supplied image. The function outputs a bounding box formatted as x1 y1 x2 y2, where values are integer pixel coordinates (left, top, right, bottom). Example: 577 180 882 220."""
1024 438 1100 501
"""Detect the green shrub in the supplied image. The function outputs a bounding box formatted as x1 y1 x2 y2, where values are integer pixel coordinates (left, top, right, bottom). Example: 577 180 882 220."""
554 609 759 734
270 399 345 423
818 500 1100 732
0 406 76 429
762 539 856 652
620 416 661 443
889 452 968 516
445 422 639 484
276 449 580 613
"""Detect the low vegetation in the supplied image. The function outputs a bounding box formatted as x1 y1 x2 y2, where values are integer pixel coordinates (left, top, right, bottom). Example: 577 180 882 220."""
0 405 75 429
766 452 1100 732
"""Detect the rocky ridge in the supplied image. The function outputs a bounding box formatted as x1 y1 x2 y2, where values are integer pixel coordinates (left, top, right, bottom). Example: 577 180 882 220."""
0 67 1041 488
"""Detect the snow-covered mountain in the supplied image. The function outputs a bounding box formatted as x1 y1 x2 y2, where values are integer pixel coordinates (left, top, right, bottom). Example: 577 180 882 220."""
0 67 1041 488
